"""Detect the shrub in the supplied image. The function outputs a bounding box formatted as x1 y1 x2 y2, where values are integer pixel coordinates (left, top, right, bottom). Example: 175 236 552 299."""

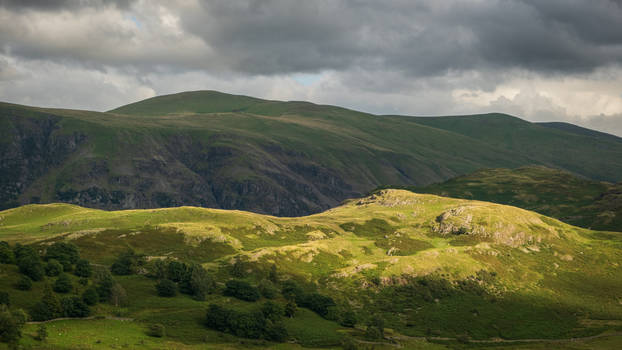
45 259 63 277
61 297 90 318
53 273 72 293
0 242 14 264
82 288 99 306
224 280 260 302
74 259 92 278
261 301 284 322
258 279 278 299
147 323 165 337
15 275 32 291
17 255 44 281
0 292 8 306
111 249 144 275
340 309 357 328
156 279 177 297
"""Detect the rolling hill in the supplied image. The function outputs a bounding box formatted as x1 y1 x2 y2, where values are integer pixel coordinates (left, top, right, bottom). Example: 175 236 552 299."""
1 190 622 349
2 90 622 217
388 166 622 232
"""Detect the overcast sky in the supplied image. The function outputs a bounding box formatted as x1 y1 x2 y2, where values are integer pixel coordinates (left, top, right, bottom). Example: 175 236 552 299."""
1 0 622 136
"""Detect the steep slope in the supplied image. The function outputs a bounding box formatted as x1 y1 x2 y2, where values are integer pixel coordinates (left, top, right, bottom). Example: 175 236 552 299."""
1 190 622 347
2 91 622 216
392 166 621 231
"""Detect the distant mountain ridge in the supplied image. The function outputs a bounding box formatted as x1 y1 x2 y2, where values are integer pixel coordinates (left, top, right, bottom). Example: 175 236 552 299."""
1 90 621 215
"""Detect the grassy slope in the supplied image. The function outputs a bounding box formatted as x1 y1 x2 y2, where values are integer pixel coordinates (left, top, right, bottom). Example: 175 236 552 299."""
1 190 622 349
391 166 621 231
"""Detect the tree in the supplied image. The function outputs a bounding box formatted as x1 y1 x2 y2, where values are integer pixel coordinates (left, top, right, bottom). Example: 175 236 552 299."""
0 306 26 348
284 300 297 318
281 280 305 302
61 297 90 318
110 283 127 307
147 323 165 337
205 304 231 332
341 337 359 350
156 279 177 297
224 280 260 302
0 292 8 307
44 242 79 271
35 324 47 341
365 316 385 340
188 265 216 300
258 279 278 299
74 259 92 278
340 309 357 328
148 259 167 279
53 273 73 293
264 320 288 342
45 259 63 277
30 284 61 321
268 264 278 283
230 256 246 278
15 275 32 291
166 261 187 282
111 249 144 275
82 288 99 306
16 249 44 281
261 301 284 322
94 267 114 302
0 242 14 264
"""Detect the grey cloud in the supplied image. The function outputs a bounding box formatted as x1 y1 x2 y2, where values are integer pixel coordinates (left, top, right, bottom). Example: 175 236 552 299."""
0 0 135 11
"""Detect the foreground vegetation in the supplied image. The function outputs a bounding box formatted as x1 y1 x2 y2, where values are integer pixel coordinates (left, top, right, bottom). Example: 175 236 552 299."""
386 166 622 232
1 189 622 349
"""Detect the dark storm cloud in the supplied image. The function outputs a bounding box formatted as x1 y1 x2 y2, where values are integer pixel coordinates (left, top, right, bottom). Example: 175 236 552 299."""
0 0 135 11
178 0 622 76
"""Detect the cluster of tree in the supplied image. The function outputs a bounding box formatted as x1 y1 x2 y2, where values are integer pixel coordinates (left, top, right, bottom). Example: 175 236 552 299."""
151 260 217 300
29 283 90 321
110 249 145 275
205 302 288 342
0 306 27 349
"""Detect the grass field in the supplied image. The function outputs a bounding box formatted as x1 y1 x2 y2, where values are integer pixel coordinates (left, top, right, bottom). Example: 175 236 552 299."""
1 189 622 349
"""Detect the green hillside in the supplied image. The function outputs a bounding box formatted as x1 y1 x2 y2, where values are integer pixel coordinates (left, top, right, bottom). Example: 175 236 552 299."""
2 91 622 217
1 190 622 349
391 166 621 232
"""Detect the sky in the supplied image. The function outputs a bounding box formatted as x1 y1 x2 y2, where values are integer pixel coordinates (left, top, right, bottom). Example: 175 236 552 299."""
1 0 622 136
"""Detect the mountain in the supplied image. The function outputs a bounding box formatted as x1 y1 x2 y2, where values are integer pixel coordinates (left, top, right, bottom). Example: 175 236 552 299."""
1 190 622 348
2 90 622 216
388 166 622 232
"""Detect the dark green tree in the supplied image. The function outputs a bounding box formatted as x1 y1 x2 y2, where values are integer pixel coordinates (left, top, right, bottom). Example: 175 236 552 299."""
61 297 90 318
261 301 284 322
35 324 47 342
284 300 297 318
111 249 144 275
188 264 216 300
0 242 14 264
45 259 63 277
82 288 99 306
268 263 278 283
155 279 177 297
0 292 8 306
44 242 79 271
147 323 165 337
340 309 357 328
16 249 44 281
15 275 32 291
94 268 114 302
230 256 246 278
74 259 92 278
224 280 260 302
0 306 26 348
53 273 73 293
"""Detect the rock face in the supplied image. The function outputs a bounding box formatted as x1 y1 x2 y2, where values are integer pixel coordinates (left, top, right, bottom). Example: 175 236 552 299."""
0 110 357 216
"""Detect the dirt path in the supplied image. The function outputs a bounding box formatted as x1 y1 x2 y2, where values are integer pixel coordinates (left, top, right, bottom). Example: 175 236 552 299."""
389 331 622 344
27 315 134 324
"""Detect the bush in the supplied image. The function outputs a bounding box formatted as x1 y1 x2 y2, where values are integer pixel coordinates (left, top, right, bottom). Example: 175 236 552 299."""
147 323 165 337
74 259 92 278
15 275 32 291
0 242 14 264
224 280 260 302
340 309 357 328
17 254 44 281
61 297 90 318
53 273 72 293
0 292 8 306
156 279 177 297
261 301 284 322
45 259 63 277
111 249 144 275
82 288 99 306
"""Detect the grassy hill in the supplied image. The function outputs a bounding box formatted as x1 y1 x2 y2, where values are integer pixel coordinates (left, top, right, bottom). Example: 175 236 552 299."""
390 166 622 232
1 190 622 348
2 91 622 217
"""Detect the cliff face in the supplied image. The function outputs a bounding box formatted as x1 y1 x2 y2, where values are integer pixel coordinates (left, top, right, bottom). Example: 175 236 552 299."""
0 110 358 216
